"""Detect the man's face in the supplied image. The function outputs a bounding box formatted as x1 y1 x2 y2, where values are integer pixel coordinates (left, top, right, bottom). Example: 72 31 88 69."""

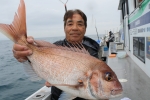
64 14 86 43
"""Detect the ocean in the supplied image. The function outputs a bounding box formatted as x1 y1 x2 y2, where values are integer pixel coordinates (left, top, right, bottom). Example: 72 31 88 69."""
0 35 101 100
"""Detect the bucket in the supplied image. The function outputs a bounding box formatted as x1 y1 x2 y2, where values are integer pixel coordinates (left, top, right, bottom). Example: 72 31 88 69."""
117 51 127 58
104 46 108 51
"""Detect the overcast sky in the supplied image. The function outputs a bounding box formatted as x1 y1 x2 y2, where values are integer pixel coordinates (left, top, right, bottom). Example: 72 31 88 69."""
0 0 120 40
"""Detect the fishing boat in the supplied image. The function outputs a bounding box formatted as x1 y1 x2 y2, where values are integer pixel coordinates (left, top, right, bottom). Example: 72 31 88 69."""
25 0 150 99
118 0 150 78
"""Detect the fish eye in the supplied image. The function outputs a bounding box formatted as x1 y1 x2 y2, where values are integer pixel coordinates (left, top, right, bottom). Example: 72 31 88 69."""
105 72 112 81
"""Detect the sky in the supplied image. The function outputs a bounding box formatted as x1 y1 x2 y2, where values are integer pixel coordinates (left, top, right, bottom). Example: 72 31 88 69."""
0 0 120 40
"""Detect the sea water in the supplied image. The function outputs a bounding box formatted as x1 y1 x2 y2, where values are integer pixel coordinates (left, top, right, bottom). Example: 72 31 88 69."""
0 35 100 100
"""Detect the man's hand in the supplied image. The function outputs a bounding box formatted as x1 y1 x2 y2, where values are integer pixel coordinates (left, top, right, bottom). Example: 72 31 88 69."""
13 36 34 62
45 81 52 87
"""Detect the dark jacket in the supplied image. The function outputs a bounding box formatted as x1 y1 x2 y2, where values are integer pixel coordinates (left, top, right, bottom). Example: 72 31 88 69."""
108 31 115 42
51 36 99 100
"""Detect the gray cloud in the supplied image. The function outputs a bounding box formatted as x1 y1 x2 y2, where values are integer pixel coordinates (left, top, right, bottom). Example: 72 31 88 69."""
0 0 120 40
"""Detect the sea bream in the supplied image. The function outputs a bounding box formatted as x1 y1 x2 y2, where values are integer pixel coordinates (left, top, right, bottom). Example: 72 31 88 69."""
0 0 123 99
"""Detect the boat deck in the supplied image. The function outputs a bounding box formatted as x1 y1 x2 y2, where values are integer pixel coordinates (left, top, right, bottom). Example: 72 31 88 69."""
108 51 150 100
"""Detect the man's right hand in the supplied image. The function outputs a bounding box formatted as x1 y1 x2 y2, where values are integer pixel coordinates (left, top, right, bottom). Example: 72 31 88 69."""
45 81 52 87
13 36 34 62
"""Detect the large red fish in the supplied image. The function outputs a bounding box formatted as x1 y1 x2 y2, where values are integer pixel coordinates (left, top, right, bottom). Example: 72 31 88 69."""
0 0 122 99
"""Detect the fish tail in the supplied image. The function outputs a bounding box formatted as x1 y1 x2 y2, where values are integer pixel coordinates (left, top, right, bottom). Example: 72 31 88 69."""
0 0 27 44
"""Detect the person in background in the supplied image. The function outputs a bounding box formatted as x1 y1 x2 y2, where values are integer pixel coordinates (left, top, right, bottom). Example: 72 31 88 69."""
12 9 100 100
106 31 115 48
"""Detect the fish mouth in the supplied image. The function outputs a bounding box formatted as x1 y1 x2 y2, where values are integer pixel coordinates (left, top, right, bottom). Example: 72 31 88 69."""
110 88 123 97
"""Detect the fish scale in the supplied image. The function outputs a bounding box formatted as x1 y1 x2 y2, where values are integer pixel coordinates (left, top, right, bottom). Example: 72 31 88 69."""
30 47 89 85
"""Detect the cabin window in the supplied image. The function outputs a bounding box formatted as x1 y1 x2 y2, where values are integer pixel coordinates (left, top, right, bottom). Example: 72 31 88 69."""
133 37 145 63
134 0 144 8
138 0 143 3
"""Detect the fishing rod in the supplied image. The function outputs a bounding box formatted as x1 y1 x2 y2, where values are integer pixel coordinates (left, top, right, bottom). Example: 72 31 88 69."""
58 0 69 12
94 19 100 43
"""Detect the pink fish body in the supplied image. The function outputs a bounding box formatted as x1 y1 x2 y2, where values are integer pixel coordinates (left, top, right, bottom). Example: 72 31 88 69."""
0 0 123 99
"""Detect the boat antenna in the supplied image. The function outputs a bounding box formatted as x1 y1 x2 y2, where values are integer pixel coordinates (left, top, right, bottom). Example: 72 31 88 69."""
95 19 100 42
59 0 68 12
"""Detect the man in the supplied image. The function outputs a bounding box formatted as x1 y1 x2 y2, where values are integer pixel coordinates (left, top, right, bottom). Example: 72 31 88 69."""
13 9 99 100
106 31 115 48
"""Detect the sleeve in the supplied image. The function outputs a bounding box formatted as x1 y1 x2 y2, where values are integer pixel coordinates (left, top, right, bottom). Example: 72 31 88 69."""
108 34 114 42
51 86 62 100
53 40 63 45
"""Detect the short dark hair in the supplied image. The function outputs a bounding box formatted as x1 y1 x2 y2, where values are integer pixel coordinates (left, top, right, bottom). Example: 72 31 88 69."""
63 9 87 28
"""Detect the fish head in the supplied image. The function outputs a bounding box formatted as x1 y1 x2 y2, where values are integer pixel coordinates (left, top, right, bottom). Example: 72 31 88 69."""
86 61 123 99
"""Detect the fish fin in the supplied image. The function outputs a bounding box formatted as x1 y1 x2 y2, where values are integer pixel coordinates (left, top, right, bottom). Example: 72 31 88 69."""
0 0 27 43
23 61 42 81
63 42 90 55
58 92 76 100
34 40 90 55
57 44 89 55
